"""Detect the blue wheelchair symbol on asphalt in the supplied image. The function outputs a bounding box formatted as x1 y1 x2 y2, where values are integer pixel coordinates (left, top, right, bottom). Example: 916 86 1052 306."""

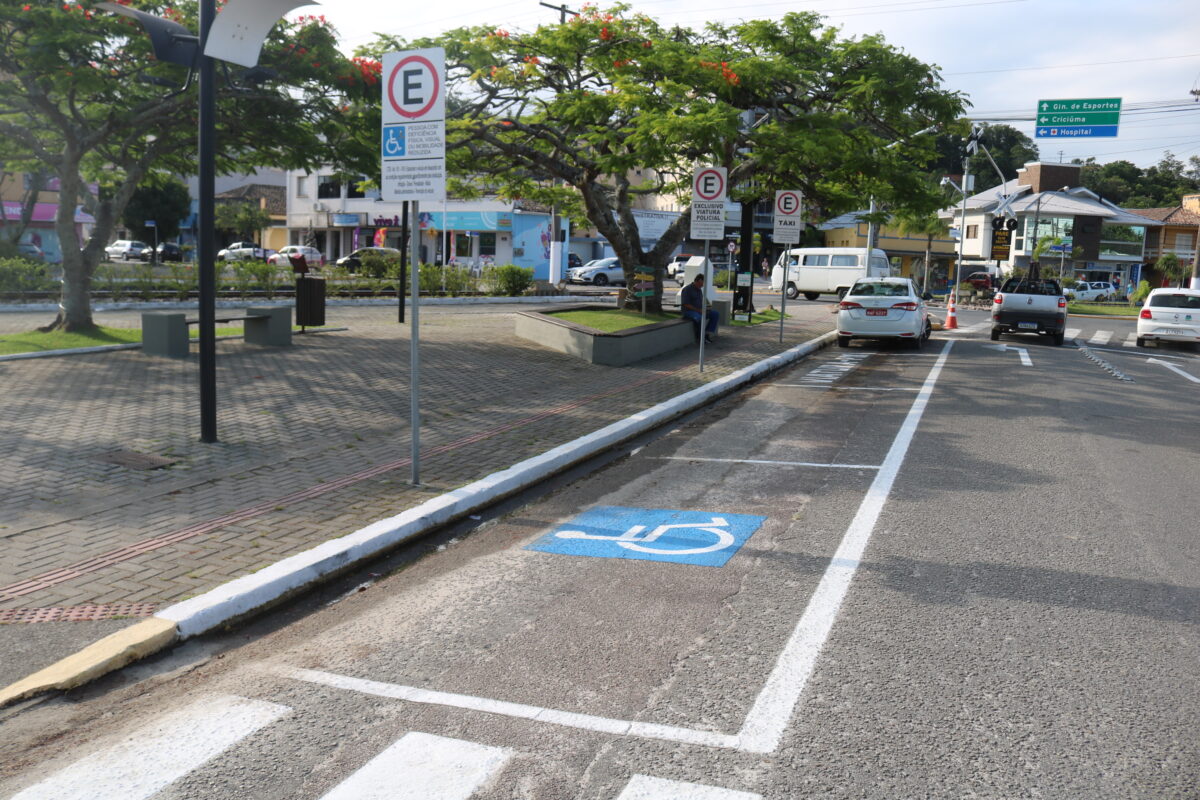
526 506 766 567
383 126 405 158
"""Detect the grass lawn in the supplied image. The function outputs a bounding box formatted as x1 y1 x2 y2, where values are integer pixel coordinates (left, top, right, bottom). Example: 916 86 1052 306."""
0 324 264 356
1068 302 1139 316
549 308 676 333
730 308 788 326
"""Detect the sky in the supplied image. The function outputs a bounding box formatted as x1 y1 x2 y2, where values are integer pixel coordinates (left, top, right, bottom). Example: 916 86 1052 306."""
312 0 1200 170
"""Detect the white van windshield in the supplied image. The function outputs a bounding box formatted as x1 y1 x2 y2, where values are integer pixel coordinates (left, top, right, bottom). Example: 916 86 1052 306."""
803 255 829 266
830 255 859 266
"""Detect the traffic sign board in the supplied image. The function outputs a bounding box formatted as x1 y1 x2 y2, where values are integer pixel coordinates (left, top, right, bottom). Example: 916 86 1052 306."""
1035 98 1120 139
772 190 803 245
690 167 727 240
381 48 446 202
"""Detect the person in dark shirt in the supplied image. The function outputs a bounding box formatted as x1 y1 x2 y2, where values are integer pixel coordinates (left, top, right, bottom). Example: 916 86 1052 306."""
681 273 719 343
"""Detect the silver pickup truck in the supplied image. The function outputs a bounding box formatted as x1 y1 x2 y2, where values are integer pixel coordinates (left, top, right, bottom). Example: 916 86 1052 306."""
990 277 1068 346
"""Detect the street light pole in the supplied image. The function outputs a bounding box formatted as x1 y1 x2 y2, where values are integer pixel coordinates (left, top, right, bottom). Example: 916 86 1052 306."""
952 156 970 314
197 0 217 443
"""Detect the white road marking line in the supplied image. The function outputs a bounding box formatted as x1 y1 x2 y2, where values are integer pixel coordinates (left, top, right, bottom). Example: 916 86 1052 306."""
615 774 762 800
1146 357 1200 383
770 385 920 391
11 695 289 800
734 339 953 754
1088 330 1113 345
319 731 512 800
1065 327 1081 340
280 668 741 749
653 456 880 470
1122 332 1138 347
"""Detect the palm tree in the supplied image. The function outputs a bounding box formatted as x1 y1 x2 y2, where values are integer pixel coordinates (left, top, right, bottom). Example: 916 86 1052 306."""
1156 252 1187 287
895 210 951 294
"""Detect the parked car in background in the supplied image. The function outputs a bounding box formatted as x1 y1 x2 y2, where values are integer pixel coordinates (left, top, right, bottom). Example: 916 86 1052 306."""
567 253 583 270
1136 288 1200 349
140 242 184 262
666 254 693 280
335 247 401 270
218 241 269 261
16 242 44 261
1066 281 1115 302
567 257 626 286
964 271 998 291
270 245 326 269
836 277 932 349
771 247 891 301
105 240 149 261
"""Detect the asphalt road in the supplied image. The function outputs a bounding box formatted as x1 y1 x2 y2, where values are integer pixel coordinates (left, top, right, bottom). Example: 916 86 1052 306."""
2 312 1196 799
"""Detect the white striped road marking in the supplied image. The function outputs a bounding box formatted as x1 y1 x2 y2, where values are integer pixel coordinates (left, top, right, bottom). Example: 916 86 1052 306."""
1123 332 1138 347
615 774 762 800
1087 330 1113 345
280 344 955 756
1065 327 1081 340
1146 357 1200 384
734 339 953 753
319 732 512 800
653 456 880 470
771 385 920 391
11 695 289 800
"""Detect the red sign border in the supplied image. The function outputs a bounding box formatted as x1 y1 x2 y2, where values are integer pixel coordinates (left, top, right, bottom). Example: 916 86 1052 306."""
775 190 801 217
693 168 726 202
387 54 440 120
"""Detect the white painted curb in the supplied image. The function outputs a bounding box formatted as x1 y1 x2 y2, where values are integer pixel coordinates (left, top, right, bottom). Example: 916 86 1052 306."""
157 332 835 637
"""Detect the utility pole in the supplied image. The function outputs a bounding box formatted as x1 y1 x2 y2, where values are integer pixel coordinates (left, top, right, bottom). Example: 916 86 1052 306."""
539 3 579 288
538 1 578 24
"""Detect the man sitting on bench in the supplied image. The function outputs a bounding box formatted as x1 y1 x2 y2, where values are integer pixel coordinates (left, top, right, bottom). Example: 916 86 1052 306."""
681 273 719 344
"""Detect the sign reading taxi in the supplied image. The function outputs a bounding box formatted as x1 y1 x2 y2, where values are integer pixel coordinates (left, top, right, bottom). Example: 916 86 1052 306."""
773 190 803 245
381 48 446 202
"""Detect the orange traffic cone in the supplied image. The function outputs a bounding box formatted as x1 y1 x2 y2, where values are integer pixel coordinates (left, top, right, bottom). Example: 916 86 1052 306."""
945 296 959 329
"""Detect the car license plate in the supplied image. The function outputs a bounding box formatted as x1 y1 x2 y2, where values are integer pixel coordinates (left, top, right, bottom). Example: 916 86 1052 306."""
1159 328 1190 336
1017 322 1037 330
866 309 887 316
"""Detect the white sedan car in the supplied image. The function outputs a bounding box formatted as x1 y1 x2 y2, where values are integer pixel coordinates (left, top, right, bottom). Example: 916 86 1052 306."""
1136 287 1200 348
836 277 932 349
269 245 325 269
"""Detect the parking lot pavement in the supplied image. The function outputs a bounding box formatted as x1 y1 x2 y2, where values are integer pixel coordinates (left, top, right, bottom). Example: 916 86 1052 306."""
0 302 833 689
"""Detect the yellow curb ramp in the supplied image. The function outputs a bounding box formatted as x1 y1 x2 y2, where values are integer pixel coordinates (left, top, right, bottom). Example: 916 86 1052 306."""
0 618 178 707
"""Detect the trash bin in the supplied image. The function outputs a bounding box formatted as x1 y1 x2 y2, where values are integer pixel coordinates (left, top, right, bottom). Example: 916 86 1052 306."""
295 275 325 327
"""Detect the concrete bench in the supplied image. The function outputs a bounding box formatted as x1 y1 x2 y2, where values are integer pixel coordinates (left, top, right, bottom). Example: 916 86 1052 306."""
141 306 292 358
661 296 733 326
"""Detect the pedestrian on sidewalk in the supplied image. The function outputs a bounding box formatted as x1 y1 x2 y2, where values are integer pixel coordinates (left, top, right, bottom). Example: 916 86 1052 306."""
681 273 719 344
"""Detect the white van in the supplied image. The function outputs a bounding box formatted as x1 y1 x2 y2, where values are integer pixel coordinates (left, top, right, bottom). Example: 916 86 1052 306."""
770 247 891 300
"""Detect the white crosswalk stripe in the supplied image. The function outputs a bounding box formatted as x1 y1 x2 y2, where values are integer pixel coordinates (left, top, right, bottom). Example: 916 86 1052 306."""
1087 330 1113 345
1065 327 1081 340
1123 332 1138 347
615 774 763 800
10 695 290 800
320 732 513 800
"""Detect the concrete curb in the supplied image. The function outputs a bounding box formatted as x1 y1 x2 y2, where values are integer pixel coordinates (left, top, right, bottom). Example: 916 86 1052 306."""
0 295 605 314
0 330 833 704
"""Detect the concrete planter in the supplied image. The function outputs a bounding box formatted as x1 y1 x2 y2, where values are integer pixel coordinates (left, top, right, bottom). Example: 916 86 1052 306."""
515 304 695 366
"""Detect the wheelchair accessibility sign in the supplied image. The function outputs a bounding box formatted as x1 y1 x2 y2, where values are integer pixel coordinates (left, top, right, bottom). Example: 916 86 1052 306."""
526 506 766 567
382 125 406 158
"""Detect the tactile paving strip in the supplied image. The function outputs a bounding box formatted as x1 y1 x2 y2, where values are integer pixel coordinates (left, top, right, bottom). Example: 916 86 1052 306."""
0 602 158 624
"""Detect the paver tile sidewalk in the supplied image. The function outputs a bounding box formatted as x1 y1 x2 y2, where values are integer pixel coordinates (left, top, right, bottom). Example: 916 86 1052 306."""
0 302 833 687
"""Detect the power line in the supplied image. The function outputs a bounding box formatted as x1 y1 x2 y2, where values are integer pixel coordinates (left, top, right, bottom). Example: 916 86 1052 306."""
947 52 1200 76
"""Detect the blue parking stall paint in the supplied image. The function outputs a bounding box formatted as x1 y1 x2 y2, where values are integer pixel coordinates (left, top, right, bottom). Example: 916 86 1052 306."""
526 506 767 567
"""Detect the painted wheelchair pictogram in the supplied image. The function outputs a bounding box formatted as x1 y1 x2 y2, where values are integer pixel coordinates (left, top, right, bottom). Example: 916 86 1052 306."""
383 127 404 157
554 516 734 555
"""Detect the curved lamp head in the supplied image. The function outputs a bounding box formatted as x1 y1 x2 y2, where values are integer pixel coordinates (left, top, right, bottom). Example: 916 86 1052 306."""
95 2 198 68
205 0 319 68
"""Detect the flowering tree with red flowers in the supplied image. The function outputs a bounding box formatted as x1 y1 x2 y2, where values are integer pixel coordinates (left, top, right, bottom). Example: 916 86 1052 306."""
0 2 364 331
360 6 964 309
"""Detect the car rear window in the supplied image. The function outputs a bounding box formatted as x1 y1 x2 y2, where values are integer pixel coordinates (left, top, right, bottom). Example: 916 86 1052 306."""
1000 278 1061 295
1148 293 1200 310
851 282 909 297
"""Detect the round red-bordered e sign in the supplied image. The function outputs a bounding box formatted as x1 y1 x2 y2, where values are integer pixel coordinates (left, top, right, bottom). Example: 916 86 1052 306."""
693 168 726 201
775 191 801 216
387 55 440 120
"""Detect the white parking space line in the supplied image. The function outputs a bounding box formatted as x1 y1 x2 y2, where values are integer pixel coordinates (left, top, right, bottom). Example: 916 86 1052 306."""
1088 330 1113 345
1065 327 1082 340
772 385 920 391
1146 357 1200 384
280 668 741 749
615 774 762 800
652 456 881 470
734 339 953 753
11 695 290 800
1123 332 1138 347
319 732 512 800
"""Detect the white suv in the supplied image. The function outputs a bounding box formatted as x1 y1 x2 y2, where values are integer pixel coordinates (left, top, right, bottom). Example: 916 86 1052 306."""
105 240 148 261
1136 288 1200 348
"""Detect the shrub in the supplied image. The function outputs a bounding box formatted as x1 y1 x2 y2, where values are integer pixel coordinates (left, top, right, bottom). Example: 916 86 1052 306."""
486 264 535 296
713 270 733 289
167 262 195 300
1130 279 1152 306
0 257 54 295
94 263 126 301
359 251 400 278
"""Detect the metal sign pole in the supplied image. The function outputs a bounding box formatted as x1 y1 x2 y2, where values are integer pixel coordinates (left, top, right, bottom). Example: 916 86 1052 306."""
779 258 786 344
698 244 708 372
410 200 421 485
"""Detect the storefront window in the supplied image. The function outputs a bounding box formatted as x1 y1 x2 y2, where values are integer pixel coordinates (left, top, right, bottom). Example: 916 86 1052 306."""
316 176 341 200
479 232 496 257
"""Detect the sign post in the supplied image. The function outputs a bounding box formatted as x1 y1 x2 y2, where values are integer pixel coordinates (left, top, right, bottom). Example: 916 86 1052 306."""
1035 98 1121 139
382 47 446 485
690 167 727 373
772 190 802 343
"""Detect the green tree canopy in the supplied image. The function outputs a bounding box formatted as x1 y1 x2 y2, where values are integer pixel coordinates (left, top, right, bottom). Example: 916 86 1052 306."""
214 202 272 243
121 176 191 242
0 1 371 330
1078 153 1200 208
353 6 965 308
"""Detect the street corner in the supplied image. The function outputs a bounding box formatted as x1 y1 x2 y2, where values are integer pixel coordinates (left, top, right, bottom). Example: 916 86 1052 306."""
524 505 767 567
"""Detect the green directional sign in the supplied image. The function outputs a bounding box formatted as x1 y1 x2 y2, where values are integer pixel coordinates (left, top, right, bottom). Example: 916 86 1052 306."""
1035 98 1121 139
